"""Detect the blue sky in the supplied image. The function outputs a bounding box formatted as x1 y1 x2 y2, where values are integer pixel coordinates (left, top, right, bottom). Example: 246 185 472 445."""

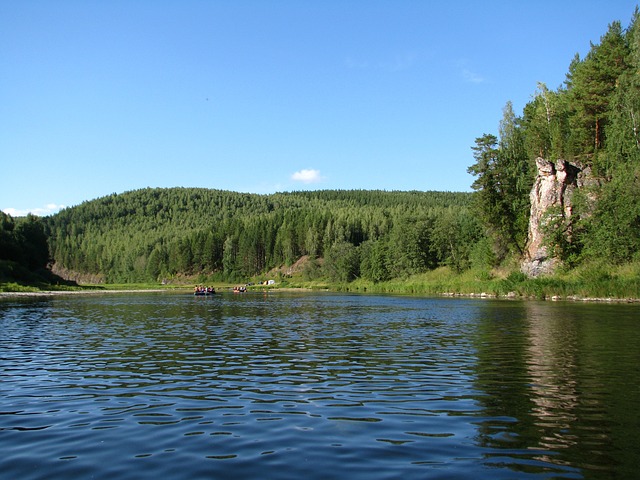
2 1 639 216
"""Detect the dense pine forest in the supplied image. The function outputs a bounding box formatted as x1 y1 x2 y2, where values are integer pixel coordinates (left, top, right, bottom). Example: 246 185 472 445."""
3 8 640 292
43 189 480 283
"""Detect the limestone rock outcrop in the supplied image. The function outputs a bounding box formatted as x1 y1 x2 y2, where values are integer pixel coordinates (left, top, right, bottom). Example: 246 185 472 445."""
521 157 589 277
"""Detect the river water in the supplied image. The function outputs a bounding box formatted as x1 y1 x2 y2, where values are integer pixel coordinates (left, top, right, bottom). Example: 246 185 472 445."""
1 291 639 479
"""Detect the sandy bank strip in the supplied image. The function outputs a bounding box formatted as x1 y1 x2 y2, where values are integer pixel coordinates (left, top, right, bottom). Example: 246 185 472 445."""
0 289 171 298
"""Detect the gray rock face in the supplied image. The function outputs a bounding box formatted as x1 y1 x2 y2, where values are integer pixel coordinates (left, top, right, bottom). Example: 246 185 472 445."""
521 158 584 277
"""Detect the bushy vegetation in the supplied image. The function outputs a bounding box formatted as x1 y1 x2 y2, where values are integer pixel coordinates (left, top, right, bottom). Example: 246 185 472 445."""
1 213 48 269
0 212 56 289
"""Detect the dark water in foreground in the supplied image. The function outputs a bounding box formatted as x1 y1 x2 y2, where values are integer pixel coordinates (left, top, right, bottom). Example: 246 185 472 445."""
1 291 639 479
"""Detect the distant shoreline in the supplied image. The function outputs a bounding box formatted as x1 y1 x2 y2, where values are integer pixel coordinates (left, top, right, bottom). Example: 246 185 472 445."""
1 287 638 303
0 289 168 298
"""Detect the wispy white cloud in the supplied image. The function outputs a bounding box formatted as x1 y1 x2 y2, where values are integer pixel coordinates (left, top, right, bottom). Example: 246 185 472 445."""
456 59 485 83
2 203 65 217
462 68 484 83
291 169 324 184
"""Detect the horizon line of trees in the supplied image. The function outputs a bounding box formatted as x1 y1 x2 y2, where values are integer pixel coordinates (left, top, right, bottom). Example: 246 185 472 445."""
43 188 485 283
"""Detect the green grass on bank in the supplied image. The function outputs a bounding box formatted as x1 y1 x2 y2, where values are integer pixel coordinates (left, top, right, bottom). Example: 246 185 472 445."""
277 261 640 301
3 259 640 300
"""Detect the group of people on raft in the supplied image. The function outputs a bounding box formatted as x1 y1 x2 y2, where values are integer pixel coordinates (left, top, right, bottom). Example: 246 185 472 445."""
194 286 216 295
194 285 249 295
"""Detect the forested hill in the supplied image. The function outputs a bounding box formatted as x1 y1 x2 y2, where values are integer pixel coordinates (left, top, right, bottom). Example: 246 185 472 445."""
44 188 482 283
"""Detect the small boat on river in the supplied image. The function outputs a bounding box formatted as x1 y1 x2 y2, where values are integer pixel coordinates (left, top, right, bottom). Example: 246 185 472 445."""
194 286 216 296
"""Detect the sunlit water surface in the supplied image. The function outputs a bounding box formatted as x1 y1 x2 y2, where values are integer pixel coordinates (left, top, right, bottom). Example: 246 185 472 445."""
1 292 639 479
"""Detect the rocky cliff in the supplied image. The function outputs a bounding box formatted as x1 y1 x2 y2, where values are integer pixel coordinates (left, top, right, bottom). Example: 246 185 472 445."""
521 157 593 277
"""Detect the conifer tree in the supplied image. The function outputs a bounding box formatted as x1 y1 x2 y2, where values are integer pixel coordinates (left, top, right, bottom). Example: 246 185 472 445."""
467 103 532 259
566 21 628 162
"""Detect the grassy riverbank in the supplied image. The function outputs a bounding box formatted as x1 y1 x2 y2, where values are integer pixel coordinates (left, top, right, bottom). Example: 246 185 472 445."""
3 261 640 301
275 261 640 301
